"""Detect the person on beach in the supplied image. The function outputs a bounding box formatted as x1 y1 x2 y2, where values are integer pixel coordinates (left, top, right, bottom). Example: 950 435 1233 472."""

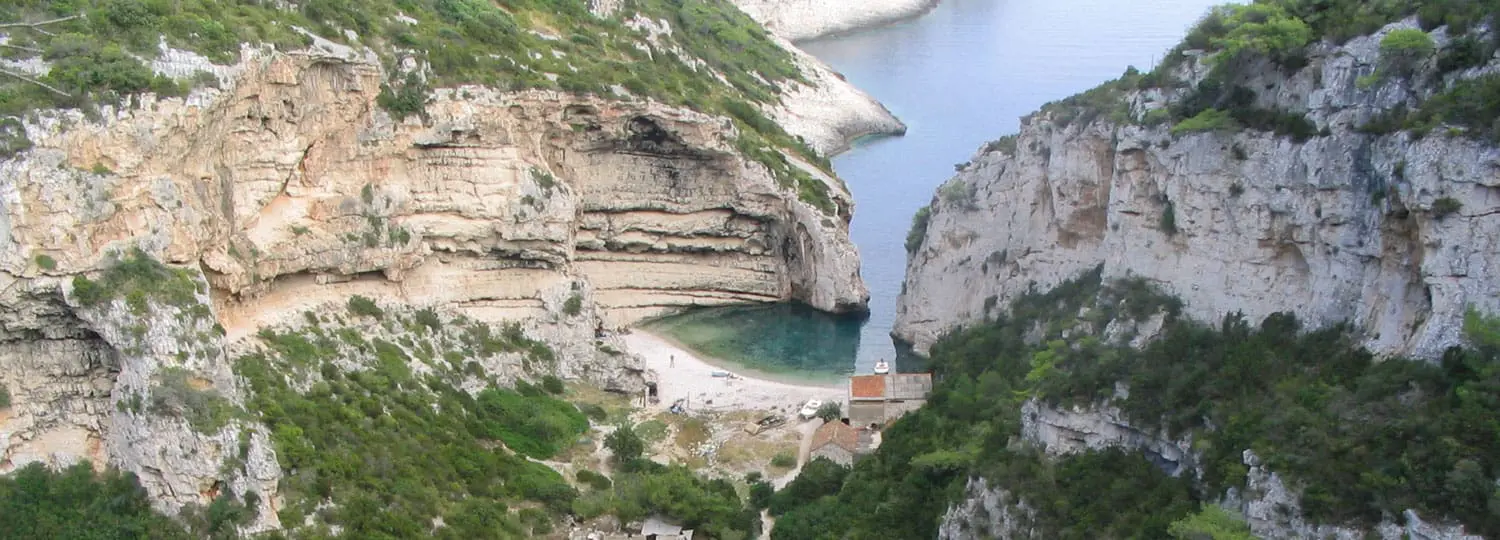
670 355 675 367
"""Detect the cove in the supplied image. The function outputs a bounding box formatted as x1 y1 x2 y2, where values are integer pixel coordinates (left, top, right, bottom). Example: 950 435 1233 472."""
647 0 1228 378
638 303 862 383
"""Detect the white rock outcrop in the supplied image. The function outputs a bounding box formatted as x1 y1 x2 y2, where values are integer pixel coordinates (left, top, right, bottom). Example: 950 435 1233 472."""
765 33 907 156
895 22 1500 360
729 0 940 42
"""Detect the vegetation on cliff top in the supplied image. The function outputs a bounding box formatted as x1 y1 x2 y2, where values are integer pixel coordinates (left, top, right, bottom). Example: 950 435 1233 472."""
772 267 1500 538
235 305 760 538
1026 0 1500 145
0 0 838 212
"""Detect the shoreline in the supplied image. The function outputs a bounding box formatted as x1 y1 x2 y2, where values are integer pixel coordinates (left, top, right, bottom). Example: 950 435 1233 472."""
620 331 845 415
790 0 941 45
642 330 847 388
733 0 943 44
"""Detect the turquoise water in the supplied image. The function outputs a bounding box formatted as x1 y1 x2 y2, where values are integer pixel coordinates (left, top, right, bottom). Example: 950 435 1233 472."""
649 0 1227 377
640 303 861 382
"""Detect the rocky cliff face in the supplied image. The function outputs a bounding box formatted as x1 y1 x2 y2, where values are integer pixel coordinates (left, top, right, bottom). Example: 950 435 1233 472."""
894 21 1500 361
0 31 880 520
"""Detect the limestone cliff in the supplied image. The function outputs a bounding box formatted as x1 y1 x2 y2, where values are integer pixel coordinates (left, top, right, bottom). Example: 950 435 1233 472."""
895 20 1500 361
729 0 939 42
0 23 882 525
903 15 1500 540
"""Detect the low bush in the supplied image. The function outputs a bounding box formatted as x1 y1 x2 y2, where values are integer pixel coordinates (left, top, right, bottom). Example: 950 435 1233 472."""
768 457 847 516
149 367 238 434
576 469 613 491
0 463 192 539
770 452 796 468
605 423 646 468
346 295 383 319
814 401 842 422
905 205 932 254
235 316 593 535
69 248 204 310
562 294 584 316
1433 196 1463 218
1379 28 1436 75
1171 108 1239 135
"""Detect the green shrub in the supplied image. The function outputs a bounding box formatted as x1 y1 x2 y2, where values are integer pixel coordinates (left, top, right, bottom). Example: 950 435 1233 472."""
748 478 774 510
605 424 645 468
1436 36 1488 76
814 401 842 423
376 72 428 120
562 293 583 316
1404 74 1500 142
0 114 30 157
1432 196 1463 218
1171 108 1240 135
34 254 56 271
1160 201 1178 235
938 180 973 208
413 308 441 332
1379 28 1435 75
0 462 191 539
905 205 932 254
1208 4 1314 66
635 419 669 444
541 374 565 395
0 385 9 409
149 367 238 434
768 457 846 516
235 317 590 536
770 452 795 468
68 248 204 311
576 469 613 491
579 403 608 422
982 134 1019 155
346 295 383 319
1168 506 1255 540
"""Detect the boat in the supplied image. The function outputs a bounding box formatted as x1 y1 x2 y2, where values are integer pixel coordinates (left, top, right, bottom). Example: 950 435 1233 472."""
710 370 732 378
873 360 890 374
799 399 823 419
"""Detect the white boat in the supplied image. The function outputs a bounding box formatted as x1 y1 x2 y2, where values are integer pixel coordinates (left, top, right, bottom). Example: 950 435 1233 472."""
799 399 823 419
873 360 890 374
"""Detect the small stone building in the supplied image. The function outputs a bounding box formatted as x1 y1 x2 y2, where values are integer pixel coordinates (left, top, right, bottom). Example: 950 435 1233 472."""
809 420 861 466
847 373 933 427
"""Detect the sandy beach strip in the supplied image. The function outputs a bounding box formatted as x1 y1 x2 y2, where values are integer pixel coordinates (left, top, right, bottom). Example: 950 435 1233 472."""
620 331 846 415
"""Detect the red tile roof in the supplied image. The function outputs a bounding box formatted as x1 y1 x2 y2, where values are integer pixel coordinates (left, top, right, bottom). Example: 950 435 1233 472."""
849 375 886 399
810 421 859 453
